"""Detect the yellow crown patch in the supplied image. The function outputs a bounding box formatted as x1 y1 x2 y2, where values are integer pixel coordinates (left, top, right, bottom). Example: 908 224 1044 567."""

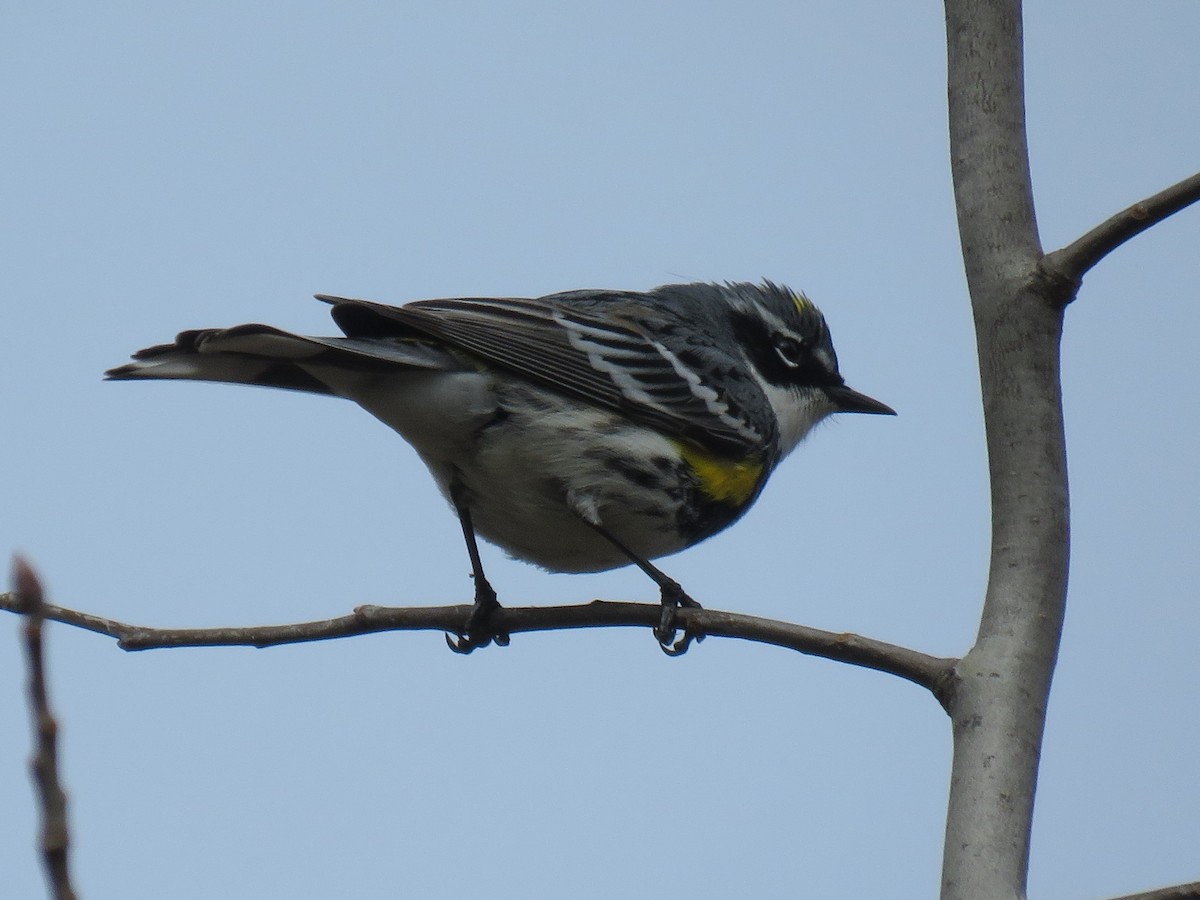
790 289 813 315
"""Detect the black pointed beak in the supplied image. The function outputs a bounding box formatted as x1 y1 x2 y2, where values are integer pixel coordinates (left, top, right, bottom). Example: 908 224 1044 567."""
826 384 896 416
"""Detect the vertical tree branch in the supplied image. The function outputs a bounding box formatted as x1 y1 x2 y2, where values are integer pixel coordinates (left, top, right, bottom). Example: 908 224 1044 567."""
13 556 78 900
942 2 1070 899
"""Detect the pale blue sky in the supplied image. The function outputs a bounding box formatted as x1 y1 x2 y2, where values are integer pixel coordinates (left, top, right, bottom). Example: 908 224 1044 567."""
3 3 1198 897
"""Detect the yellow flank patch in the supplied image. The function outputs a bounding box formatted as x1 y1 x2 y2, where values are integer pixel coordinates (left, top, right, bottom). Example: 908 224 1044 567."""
675 442 764 505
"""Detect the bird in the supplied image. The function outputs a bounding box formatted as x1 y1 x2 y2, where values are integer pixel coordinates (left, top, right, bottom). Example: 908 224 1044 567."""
106 281 894 653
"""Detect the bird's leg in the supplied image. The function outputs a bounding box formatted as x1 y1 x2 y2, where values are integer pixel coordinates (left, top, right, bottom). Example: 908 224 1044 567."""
586 522 704 656
445 486 509 654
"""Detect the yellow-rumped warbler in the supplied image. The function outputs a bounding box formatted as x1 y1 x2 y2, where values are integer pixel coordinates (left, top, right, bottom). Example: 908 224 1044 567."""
107 281 893 652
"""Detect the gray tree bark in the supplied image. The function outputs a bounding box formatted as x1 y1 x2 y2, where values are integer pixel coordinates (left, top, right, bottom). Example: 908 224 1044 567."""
941 2 1199 898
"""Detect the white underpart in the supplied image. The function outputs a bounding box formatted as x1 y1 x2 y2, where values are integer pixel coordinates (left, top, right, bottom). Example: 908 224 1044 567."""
312 365 688 572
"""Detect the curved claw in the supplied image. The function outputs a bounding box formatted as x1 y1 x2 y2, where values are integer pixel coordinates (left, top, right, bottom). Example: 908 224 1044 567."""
655 602 679 647
656 617 706 656
445 630 510 653
659 631 697 657
653 588 705 657
445 631 486 654
445 594 509 655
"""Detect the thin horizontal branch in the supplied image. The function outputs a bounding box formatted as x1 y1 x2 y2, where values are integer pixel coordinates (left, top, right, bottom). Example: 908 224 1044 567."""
1041 170 1200 289
10 559 78 900
1104 881 1200 900
0 591 956 701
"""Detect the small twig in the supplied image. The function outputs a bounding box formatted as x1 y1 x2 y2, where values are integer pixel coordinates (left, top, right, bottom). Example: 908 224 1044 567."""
1041 170 1200 290
1103 882 1200 900
0 591 956 702
11 557 78 900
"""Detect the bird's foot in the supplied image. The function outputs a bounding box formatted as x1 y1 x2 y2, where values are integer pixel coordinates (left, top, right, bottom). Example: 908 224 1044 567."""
654 581 705 657
445 578 510 654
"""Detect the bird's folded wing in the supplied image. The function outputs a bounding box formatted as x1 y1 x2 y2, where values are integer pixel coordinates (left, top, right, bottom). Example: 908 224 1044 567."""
317 293 766 454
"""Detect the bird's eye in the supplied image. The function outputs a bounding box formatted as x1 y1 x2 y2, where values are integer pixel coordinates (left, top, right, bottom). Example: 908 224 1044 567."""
772 334 806 367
